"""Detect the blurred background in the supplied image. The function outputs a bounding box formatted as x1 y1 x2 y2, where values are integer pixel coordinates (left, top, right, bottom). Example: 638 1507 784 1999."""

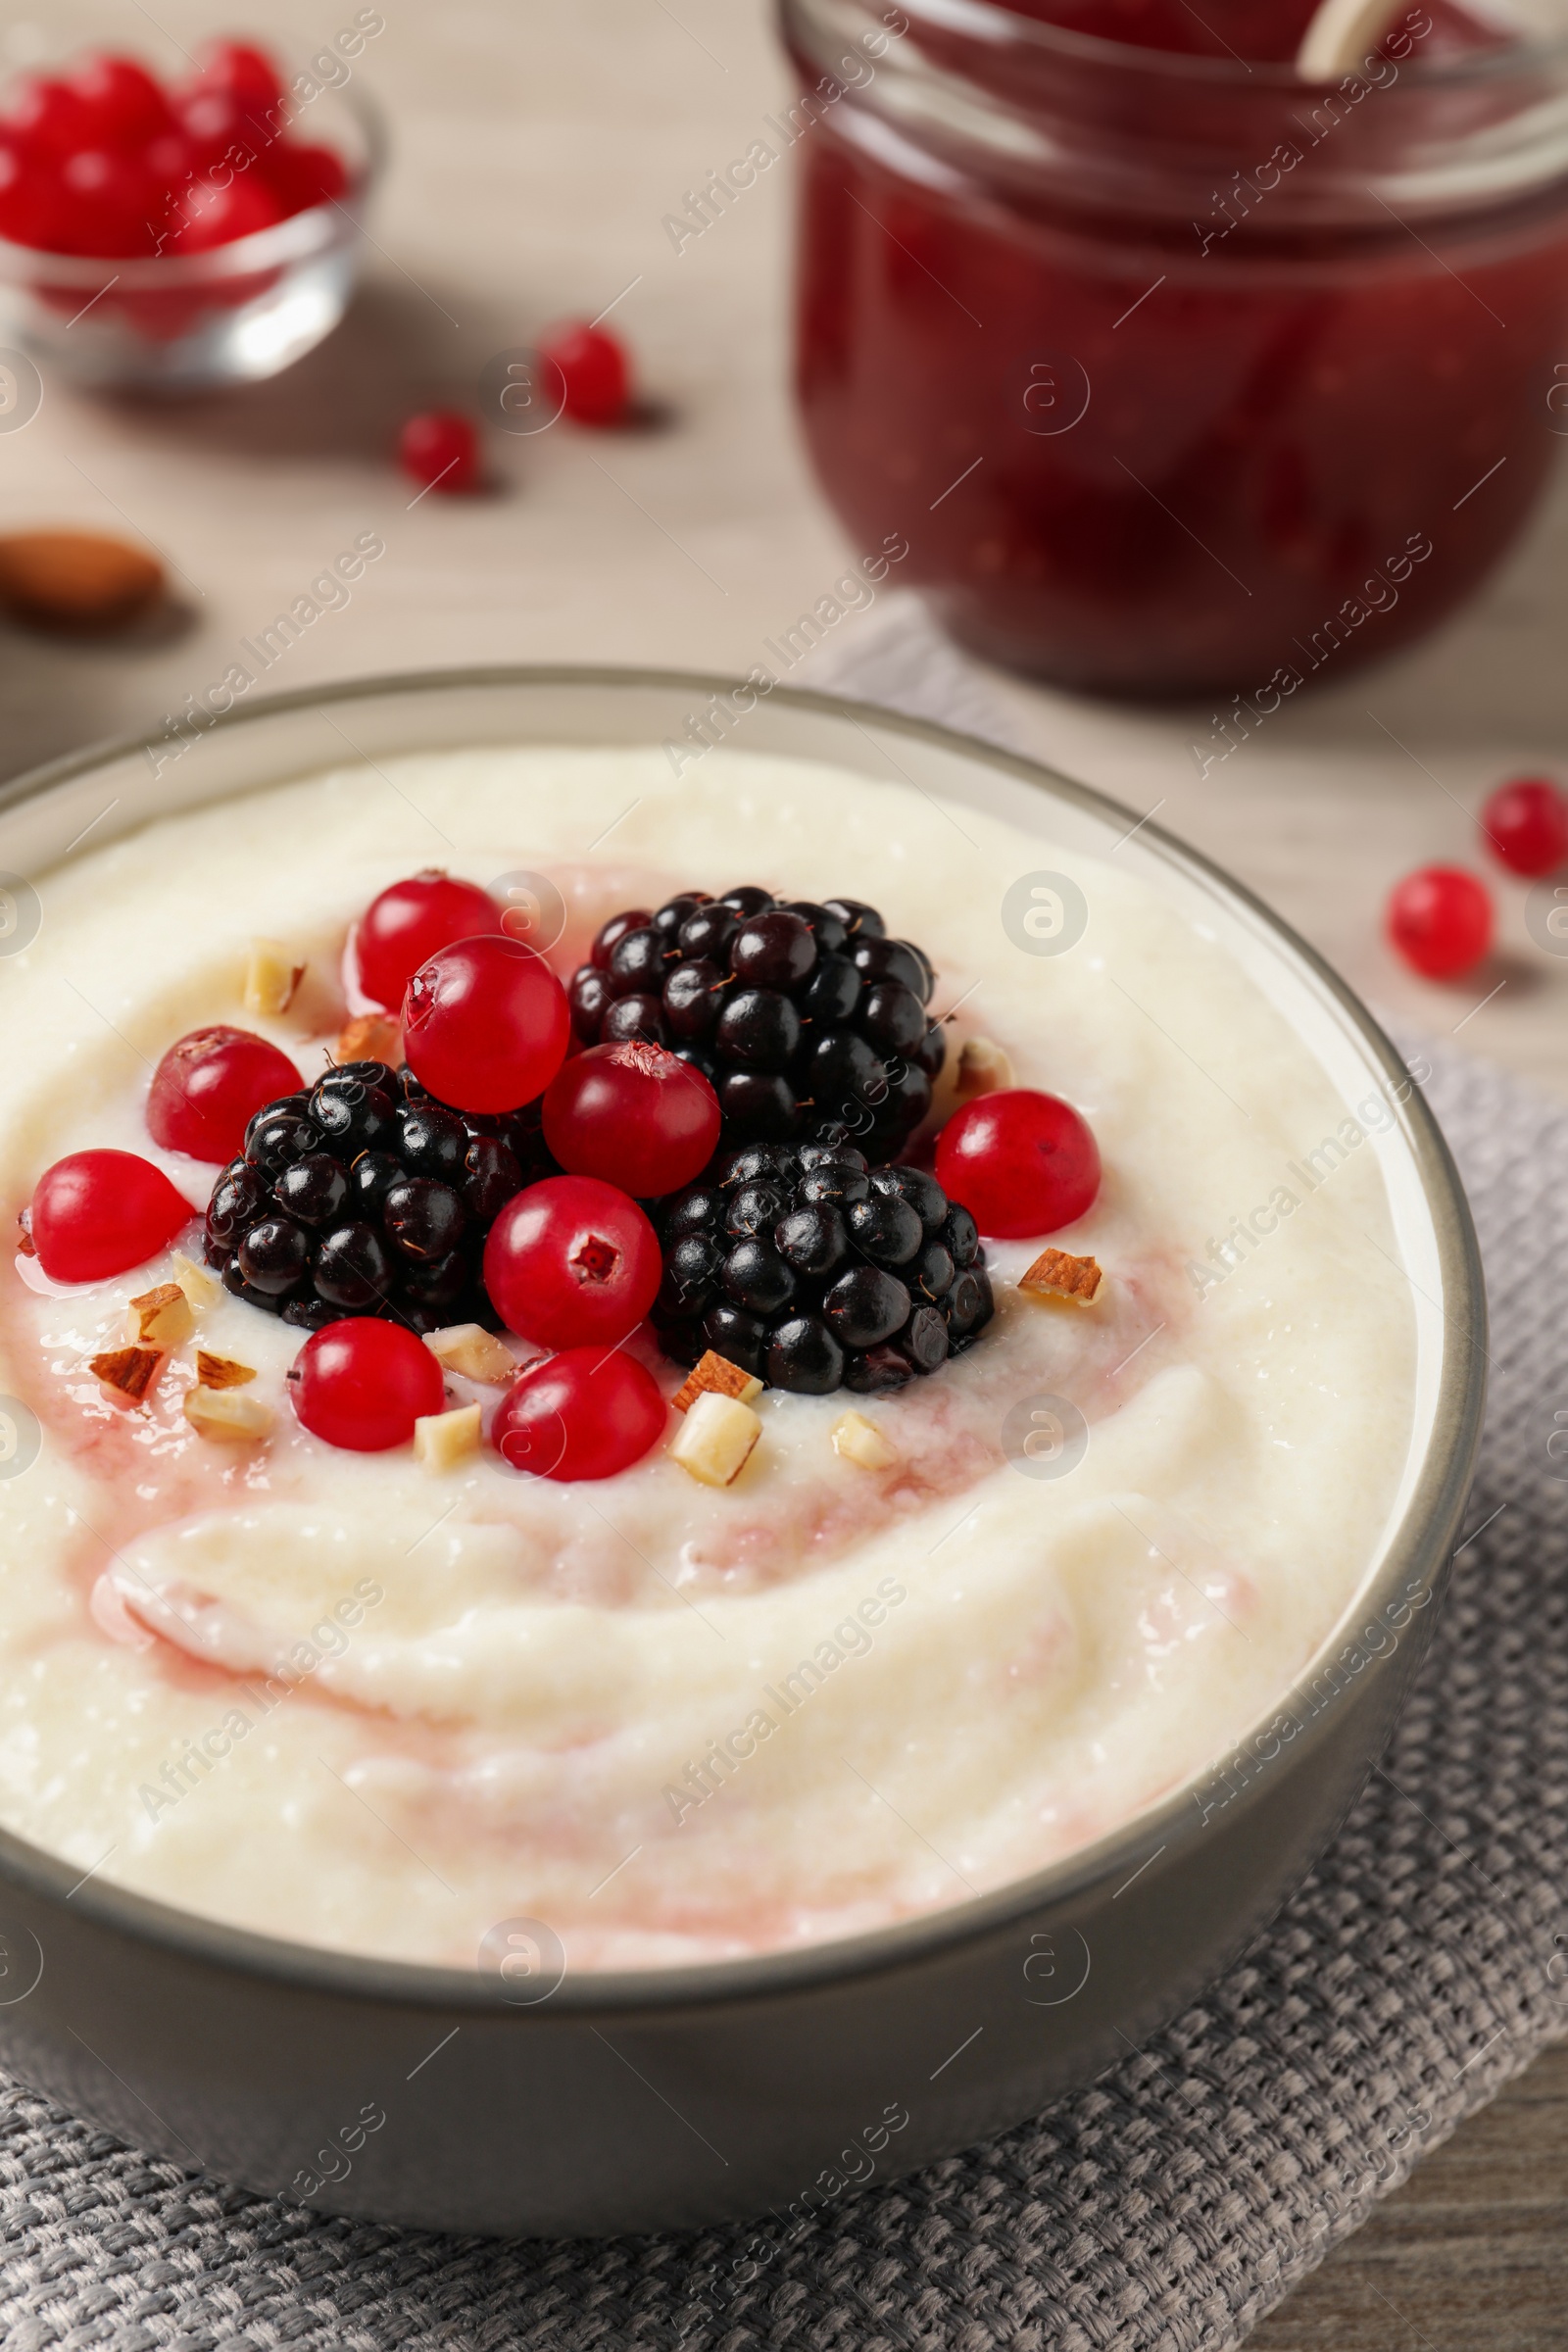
0 0 1565 1105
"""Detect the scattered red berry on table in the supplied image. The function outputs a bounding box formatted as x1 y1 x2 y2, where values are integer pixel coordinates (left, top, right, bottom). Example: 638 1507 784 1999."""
288 1317 446 1451
357 871 502 1010
1480 776 1568 879
403 934 569 1114
935 1089 1102 1240
398 410 481 494
28 1149 192 1282
543 1042 720 1199
483 1174 662 1348
538 320 632 426
146 1025 302 1162
491 1345 665 1482
1386 864 1493 980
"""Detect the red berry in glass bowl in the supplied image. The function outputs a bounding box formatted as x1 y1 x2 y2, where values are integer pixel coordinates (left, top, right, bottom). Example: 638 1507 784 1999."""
264 141 349 219
935 1089 1102 1240
483 1174 661 1349
398 410 481 494
403 935 569 1115
358 870 502 1010
288 1318 446 1452
146 1025 302 1163
1480 777 1568 878
3 75 98 157
543 1041 720 1199
67 54 172 148
538 320 632 426
491 1345 665 1482
169 171 281 253
28 1149 192 1283
1386 865 1494 981
195 39 284 119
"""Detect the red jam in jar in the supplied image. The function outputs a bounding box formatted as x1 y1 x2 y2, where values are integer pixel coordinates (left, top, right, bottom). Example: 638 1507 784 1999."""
784 0 1568 695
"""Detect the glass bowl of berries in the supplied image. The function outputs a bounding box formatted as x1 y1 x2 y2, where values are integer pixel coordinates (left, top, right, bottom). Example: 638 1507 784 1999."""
0 35 383 391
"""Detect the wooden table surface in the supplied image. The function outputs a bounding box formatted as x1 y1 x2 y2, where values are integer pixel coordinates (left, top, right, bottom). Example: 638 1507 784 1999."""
1 2 1564 2339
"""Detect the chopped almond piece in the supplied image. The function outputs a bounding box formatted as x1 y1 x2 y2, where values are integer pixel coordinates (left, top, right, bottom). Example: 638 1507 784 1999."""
831 1409 899 1471
90 1345 167 1406
338 1011 400 1064
414 1402 482 1472
671 1348 763 1414
196 1351 256 1390
127 1282 195 1349
243 938 306 1015
668 1391 760 1488
172 1251 220 1311
956 1037 1013 1100
183 1385 273 1443
424 1324 517 1385
1019 1247 1103 1306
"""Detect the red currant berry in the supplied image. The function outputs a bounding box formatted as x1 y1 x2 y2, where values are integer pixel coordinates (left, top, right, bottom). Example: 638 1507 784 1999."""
538 319 632 426
3 76 97 156
1386 865 1493 981
542 1042 719 1199
358 870 502 1010
1480 777 1568 879
196 39 284 119
68 55 172 149
264 140 348 217
169 170 281 252
403 935 569 1115
935 1089 1101 1240
483 1174 661 1348
56 146 157 257
491 1345 664 1482
146 1026 302 1163
29 1149 193 1283
288 1318 446 1452
398 410 481 494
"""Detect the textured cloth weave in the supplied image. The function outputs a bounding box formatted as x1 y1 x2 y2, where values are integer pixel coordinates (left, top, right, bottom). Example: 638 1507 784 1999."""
1 625 1563 2349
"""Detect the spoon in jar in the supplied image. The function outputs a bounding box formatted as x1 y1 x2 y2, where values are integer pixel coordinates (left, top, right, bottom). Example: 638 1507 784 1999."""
1297 0 1529 74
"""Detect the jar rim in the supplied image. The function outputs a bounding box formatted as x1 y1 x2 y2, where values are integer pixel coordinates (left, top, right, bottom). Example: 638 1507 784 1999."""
876 0 1568 88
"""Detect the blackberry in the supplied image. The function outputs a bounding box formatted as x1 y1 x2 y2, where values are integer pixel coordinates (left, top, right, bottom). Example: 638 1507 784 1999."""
568 887 946 1157
652 1141 992 1395
203 1057 556 1332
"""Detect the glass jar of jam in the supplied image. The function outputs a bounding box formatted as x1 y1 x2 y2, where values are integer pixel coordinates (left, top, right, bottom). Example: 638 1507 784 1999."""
782 0 1568 696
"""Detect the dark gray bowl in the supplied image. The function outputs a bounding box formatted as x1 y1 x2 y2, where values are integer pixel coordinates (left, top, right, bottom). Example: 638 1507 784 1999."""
0 668 1485 2238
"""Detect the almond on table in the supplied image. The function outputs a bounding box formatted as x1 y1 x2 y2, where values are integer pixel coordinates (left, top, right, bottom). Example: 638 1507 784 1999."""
1019 1247 1104 1306
0 530 164 633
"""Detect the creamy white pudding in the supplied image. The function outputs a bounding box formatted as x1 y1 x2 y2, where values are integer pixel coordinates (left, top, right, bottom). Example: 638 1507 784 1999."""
0 745 1416 1969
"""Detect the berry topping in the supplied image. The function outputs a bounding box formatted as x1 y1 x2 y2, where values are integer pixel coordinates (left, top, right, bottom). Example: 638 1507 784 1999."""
288 1318 446 1453
29 1149 192 1283
1386 865 1494 981
1480 776 1568 879
652 1142 992 1392
542 1041 721 1198
935 1091 1102 1240
398 410 481 494
537 319 634 426
402 936 570 1115
204 1058 544 1332
482 1174 662 1349
357 871 502 1010
491 1346 665 1482
145 1025 303 1163
569 889 944 1155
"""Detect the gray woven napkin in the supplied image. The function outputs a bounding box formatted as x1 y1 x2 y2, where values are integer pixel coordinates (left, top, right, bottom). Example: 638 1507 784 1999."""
3 629 1565 2351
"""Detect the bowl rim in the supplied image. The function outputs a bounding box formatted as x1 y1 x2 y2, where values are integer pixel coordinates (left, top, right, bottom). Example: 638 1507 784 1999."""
0 661 1488 2018
791 0 1568 92
0 78 384 286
